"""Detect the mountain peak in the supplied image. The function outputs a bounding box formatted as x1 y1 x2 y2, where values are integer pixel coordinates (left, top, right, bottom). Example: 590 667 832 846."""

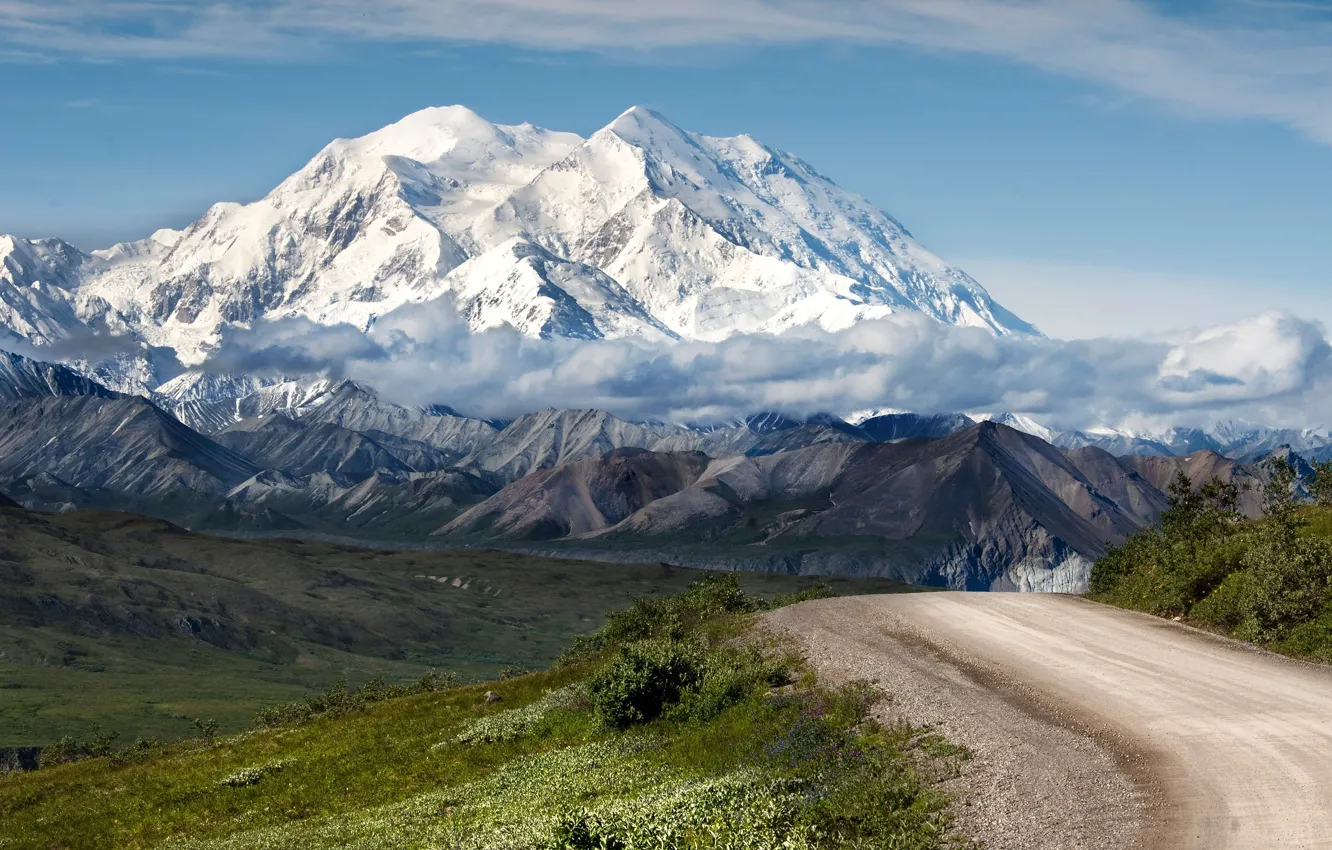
325 104 516 166
603 105 691 147
5 104 1037 390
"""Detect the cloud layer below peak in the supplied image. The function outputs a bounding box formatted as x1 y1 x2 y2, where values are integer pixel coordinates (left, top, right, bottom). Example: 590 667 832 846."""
202 300 1332 430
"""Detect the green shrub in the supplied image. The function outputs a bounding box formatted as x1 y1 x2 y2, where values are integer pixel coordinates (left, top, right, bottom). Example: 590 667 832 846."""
559 573 825 666
109 736 165 766
589 638 704 729
1311 459 1332 506
770 581 836 609
1234 533 1332 641
1190 568 1256 630
1092 466 1332 661
254 671 459 729
671 644 791 723
38 725 120 768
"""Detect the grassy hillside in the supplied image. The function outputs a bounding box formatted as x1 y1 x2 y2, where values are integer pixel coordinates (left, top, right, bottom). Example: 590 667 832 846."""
0 577 964 850
1089 465 1332 661
0 505 919 746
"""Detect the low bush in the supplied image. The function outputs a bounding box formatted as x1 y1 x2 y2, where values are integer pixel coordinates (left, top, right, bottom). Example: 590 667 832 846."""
1091 461 1332 660
38 725 121 768
253 671 459 729
558 573 827 665
589 638 705 729
218 759 294 788
449 684 588 745
671 643 792 723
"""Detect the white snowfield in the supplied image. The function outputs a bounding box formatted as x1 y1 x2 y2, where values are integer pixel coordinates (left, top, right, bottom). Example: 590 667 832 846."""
0 104 1035 390
770 593 1332 850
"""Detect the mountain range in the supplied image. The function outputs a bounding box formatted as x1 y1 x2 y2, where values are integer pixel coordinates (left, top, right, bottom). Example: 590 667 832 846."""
0 105 1035 396
0 104 1319 593
0 347 1290 592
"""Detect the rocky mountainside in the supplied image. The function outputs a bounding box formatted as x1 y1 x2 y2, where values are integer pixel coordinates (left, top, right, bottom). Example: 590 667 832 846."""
458 409 695 480
856 412 974 442
441 422 1262 591
212 412 417 483
0 349 120 400
156 374 500 454
445 448 714 540
0 105 1035 394
0 347 1292 591
0 396 258 499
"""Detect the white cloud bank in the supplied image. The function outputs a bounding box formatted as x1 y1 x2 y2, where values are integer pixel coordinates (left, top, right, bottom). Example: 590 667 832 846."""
4 1 1332 145
203 300 1332 429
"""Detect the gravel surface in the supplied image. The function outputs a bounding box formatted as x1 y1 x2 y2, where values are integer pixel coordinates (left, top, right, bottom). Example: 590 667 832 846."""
766 592 1332 850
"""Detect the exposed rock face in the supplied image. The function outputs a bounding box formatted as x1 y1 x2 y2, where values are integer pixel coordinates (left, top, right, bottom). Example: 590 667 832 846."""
0 747 42 775
213 412 415 483
458 409 697 481
445 448 713 539
293 381 498 454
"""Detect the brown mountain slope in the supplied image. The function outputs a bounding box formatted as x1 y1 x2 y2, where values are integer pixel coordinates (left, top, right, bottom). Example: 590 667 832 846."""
444 448 713 539
440 423 1258 591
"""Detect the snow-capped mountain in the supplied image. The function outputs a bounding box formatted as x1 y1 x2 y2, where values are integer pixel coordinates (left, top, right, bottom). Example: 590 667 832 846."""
0 236 90 347
972 412 1057 443
0 104 1036 392
1025 416 1332 462
468 106 1036 340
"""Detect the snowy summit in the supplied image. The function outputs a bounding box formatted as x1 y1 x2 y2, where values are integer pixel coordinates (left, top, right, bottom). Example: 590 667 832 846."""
0 105 1037 391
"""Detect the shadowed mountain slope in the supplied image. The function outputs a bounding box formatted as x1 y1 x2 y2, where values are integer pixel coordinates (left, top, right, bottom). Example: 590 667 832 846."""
442 423 1257 591
0 349 120 401
213 413 414 483
0 395 258 497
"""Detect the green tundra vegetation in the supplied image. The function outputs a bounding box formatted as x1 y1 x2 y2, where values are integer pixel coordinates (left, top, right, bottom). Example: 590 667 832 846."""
0 505 919 747
1090 459 1332 661
0 576 968 850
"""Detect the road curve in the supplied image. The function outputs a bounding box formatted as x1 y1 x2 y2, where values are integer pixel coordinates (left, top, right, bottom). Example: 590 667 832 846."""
766 593 1332 850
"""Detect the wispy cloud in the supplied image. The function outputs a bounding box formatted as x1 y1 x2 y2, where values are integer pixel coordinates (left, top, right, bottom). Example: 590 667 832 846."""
4 1 1332 143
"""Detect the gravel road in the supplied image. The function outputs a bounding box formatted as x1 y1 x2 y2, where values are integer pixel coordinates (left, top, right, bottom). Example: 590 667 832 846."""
766 593 1332 850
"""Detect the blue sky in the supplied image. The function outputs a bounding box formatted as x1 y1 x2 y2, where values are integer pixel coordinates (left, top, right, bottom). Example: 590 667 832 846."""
2 0 1331 338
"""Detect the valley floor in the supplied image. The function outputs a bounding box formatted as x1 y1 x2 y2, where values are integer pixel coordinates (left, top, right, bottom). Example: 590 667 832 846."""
0 580 968 849
768 593 1332 850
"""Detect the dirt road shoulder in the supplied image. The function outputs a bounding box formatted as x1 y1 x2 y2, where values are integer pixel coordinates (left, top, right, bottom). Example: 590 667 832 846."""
765 596 1154 850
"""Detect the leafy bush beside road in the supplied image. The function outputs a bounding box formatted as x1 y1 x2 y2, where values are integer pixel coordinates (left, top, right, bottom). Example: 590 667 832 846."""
1091 460 1332 661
